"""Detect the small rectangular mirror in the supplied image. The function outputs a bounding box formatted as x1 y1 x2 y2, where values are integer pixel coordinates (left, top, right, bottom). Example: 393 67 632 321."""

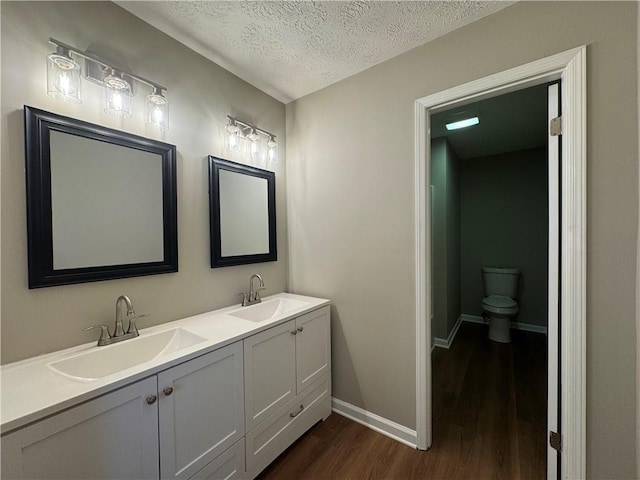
208 156 277 267
25 106 178 288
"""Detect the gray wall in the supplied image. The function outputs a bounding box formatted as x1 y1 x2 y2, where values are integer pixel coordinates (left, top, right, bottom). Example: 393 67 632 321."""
430 137 460 341
445 140 461 337
460 148 548 328
286 2 638 477
1 1 288 363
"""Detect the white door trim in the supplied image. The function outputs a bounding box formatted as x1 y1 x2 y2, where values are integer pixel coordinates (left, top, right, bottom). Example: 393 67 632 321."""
413 46 586 479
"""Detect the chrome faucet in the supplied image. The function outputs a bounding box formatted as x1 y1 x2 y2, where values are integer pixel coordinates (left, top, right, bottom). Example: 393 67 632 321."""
84 295 148 346
239 274 266 306
115 295 135 337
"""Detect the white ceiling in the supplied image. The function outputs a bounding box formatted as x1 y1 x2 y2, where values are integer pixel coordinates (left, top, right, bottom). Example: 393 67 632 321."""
116 1 514 103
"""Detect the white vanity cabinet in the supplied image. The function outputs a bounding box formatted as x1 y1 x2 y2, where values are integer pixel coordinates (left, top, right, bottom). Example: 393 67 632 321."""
2 342 245 480
243 305 331 477
1 295 332 480
1 376 161 479
159 341 244 480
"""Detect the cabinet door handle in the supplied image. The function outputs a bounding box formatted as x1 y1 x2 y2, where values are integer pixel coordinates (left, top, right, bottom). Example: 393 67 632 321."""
146 395 157 405
162 386 174 396
289 404 304 418
297 326 304 333
290 330 298 335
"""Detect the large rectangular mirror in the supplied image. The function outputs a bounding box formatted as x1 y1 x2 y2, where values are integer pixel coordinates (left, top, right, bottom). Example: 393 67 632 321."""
208 156 276 267
25 106 178 288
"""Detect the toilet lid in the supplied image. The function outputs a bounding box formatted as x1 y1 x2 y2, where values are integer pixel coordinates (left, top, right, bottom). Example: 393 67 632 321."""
482 295 517 308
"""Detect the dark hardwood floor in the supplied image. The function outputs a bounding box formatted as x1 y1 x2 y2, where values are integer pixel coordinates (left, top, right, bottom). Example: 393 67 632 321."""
258 322 547 480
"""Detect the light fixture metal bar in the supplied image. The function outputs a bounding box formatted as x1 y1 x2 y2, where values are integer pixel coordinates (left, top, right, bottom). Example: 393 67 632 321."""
227 115 275 139
49 38 166 92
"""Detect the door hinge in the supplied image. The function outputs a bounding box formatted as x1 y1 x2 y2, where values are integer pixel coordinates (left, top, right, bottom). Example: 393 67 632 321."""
550 116 562 136
550 431 562 451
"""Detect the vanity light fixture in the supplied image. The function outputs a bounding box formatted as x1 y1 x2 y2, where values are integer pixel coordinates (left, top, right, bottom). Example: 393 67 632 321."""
46 38 170 129
46 46 82 103
224 115 278 166
146 86 169 130
247 128 261 163
267 135 278 165
225 117 240 152
103 69 132 119
445 115 480 131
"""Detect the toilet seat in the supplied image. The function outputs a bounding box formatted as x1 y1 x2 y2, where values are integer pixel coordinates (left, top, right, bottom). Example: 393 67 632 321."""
481 295 519 315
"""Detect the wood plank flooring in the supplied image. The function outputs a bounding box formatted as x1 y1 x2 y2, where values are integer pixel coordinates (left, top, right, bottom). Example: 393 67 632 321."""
257 322 547 480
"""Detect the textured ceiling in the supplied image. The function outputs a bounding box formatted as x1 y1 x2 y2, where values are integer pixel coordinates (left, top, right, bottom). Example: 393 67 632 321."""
116 1 513 103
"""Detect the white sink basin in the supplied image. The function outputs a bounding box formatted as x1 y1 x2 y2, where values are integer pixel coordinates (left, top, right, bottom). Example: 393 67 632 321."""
229 297 310 322
48 328 207 381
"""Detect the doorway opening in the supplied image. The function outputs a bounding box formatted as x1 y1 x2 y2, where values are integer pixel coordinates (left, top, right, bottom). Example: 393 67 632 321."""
428 83 551 478
413 47 586 480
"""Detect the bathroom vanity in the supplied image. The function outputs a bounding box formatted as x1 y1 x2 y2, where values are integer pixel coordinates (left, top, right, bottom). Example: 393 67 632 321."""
1 293 331 479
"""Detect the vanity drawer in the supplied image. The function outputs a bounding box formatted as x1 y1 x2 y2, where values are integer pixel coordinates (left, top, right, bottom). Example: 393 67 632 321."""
245 375 330 476
189 438 246 480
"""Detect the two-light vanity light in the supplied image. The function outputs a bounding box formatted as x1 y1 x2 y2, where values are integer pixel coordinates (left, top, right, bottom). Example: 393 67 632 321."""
46 38 169 130
225 116 278 166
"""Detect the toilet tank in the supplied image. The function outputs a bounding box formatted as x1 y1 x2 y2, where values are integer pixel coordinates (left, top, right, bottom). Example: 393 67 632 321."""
482 267 520 298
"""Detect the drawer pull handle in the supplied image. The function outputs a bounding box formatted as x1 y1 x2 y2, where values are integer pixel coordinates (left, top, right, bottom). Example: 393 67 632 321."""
290 330 298 335
290 404 304 418
146 395 157 405
163 386 174 396
297 326 304 333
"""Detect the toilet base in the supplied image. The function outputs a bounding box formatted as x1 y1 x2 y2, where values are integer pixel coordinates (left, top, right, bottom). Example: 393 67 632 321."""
488 315 512 343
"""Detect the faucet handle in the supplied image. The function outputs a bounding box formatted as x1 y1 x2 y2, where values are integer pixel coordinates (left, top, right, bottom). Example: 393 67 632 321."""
255 286 266 301
84 325 111 343
127 314 149 336
237 292 248 306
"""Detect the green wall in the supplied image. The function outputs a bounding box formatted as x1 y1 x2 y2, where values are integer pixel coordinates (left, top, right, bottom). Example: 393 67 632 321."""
460 148 549 328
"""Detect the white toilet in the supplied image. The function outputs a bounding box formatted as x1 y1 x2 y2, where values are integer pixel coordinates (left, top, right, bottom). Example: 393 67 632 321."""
481 267 521 343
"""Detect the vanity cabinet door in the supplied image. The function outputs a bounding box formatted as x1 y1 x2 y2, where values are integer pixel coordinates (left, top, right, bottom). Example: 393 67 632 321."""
295 306 331 393
1 376 159 480
158 342 244 480
244 320 297 431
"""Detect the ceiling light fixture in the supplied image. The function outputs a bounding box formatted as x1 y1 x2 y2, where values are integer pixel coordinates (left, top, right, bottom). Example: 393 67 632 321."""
445 116 480 131
46 38 170 129
224 116 278 167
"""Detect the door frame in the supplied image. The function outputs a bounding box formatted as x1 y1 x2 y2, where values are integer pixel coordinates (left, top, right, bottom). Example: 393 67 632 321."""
413 46 586 479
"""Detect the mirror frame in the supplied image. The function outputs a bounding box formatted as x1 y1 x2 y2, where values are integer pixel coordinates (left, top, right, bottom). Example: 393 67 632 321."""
208 156 277 268
24 105 178 288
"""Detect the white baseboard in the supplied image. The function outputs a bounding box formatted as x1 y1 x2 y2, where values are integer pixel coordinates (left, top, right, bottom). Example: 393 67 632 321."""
434 314 547 350
433 314 464 349
461 313 485 324
331 397 417 448
461 313 548 335
512 321 548 335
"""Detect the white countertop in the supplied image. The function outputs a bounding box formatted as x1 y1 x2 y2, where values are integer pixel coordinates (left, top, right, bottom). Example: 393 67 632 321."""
1 292 330 434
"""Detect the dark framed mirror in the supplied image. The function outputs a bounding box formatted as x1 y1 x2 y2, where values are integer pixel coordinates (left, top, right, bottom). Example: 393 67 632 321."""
208 156 277 267
24 106 178 288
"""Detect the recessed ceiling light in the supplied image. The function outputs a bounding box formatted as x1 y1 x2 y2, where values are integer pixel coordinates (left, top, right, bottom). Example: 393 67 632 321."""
445 116 480 131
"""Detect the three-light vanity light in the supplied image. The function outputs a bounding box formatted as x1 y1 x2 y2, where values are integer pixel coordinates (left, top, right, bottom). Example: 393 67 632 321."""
225 116 278 166
46 38 169 130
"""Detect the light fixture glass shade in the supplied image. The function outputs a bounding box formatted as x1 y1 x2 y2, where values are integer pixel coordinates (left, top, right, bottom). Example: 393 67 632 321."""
225 119 240 152
145 87 169 130
47 48 81 103
267 136 278 165
103 71 132 119
247 129 261 163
